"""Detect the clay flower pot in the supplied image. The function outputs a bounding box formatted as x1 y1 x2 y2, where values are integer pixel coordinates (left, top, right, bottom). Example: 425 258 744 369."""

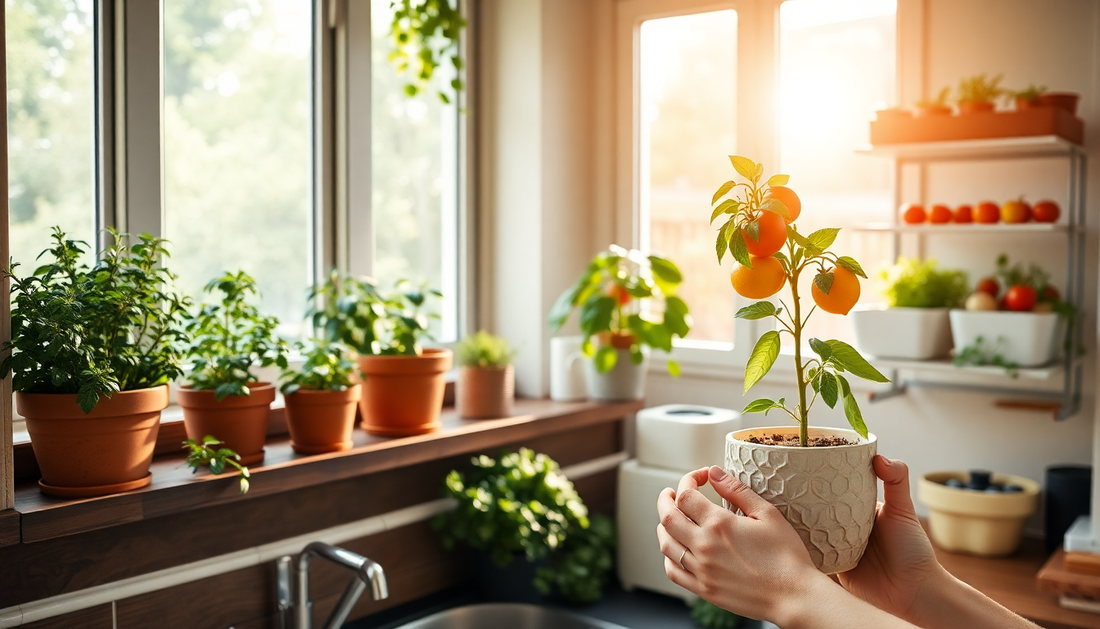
178 382 276 466
1038 92 1080 114
1015 97 1039 111
919 471 1039 557
725 426 878 574
457 366 515 419
284 384 361 453
958 101 995 115
914 105 952 117
18 385 168 497
357 348 453 436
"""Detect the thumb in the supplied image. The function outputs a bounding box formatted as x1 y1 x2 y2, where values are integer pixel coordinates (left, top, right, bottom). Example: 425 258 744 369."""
708 466 775 519
874 455 916 513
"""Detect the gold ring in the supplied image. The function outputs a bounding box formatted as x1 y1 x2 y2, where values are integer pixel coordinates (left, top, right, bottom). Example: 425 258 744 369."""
678 548 688 570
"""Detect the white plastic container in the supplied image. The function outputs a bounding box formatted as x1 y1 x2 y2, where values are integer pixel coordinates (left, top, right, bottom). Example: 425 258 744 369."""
949 310 1062 367
851 306 953 360
636 404 740 471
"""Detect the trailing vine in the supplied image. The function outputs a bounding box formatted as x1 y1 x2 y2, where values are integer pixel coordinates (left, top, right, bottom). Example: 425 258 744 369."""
388 0 466 104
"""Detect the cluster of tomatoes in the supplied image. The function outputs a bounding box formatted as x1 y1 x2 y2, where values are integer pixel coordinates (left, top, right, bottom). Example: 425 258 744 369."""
901 199 1060 225
966 276 1060 313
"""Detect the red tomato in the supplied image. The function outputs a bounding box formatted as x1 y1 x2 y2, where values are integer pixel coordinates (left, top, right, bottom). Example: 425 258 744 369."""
1033 200 1061 223
901 204 926 224
975 201 1000 224
976 277 1000 298
1004 285 1038 312
953 204 974 223
1041 285 1060 302
1001 198 1031 224
608 284 632 305
929 204 952 224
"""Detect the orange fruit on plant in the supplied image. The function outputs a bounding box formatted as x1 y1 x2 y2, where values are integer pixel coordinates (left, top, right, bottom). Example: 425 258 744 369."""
766 186 801 222
975 201 1000 224
901 204 926 224
811 266 860 315
954 204 974 223
608 284 631 305
929 204 952 224
741 211 788 257
1001 198 1031 224
730 255 787 299
1033 200 1060 223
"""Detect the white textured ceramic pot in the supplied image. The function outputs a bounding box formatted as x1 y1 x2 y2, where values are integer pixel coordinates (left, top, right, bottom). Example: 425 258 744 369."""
851 306 953 360
725 426 878 574
585 346 650 401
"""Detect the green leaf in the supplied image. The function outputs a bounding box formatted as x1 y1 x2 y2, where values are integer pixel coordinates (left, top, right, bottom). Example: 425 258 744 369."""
667 360 681 378
824 340 890 383
745 219 761 243
836 255 868 279
744 331 780 394
579 296 616 336
814 271 834 295
807 228 840 251
710 199 738 223
767 174 790 187
594 345 617 373
629 346 645 365
787 225 814 250
729 229 751 268
648 256 683 286
843 393 869 439
735 302 777 320
664 296 691 337
716 226 730 263
753 163 764 183
742 398 780 413
712 181 735 206
729 155 757 181
820 373 839 408
835 373 852 398
808 337 832 361
758 198 791 220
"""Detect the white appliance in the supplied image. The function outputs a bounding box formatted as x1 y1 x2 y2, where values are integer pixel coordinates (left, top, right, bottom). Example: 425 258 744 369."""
618 404 741 602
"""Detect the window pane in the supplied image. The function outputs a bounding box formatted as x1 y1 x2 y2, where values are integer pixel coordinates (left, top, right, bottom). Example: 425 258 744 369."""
6 0 96 268
163 0 312 338
640 10 737 345
370 0 460 342
778 0 896 345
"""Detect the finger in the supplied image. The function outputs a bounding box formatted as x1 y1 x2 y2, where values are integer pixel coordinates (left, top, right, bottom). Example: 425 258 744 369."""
657 524 694 572
873 455 915 513
658 486 700 542
676 469 717 524
707 465 777 520
664 556 701 594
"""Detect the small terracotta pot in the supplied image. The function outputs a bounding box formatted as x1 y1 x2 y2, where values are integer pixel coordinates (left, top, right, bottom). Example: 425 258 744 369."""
457 366 514 419
914 105 952 117
18 385 168 497
284 384 362 453
958 101 995 115
1015 97 1039 111
597 331 636 350
874 108 912 122
357 349 453 436
178 382 276 466
1038 92 1079 114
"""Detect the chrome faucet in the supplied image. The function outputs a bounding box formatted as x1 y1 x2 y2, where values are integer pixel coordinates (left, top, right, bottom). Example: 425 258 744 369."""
276 541 389 629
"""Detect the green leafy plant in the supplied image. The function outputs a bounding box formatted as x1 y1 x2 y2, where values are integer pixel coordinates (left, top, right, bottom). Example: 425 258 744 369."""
1011 83 1047 102
710 156 890 447
994 253 1050 293
692 599 742 629
455 331 516 369
548 246 691 376
279 340 357 396
880 258 968 308
957 73 1006 105
184 436 251 494
388 0 466 104
534 513 616 604
1 228 191 412
953 336 1019 378
916 86 951 108
309 271 441 356
186 271 289 400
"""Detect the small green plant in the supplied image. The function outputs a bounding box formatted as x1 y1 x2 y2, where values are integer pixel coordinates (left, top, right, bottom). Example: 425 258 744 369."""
953 336 1019 378
916 86 951 108
388 0 466 104
1011 84 1047 102
548 246 691 376
186 271 289 400
455 331 516 369
692 599 742 629
880 258 968 308
279 340 357 396
184 436 251 494
534 514 616 604
309 270 440 356
1 228 190 412
957 73 1006 105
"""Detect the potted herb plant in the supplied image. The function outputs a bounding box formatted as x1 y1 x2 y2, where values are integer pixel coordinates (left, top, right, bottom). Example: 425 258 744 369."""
455 331 516 419
1 229 190 497
914 86 952 117
434 449 615 604
1011 84 1046 110
310 272 450 436
957 73 1005 114
711 155 889 574
548 247 691 402
279 340 361 453
178 271 289 466
851 258 968 360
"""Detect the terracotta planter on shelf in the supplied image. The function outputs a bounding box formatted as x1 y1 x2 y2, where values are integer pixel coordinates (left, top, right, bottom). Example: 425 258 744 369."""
18 385 168 497
725 426 878 575
458 366 514 419
284 384 362 453
914 105 952 117
178 382 276 466
357 348 452 436
1015 97 1039 111
1038 92 1080 114
958 101 995 115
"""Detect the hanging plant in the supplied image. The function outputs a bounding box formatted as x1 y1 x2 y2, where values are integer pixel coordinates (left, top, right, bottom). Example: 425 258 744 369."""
389 0 466 104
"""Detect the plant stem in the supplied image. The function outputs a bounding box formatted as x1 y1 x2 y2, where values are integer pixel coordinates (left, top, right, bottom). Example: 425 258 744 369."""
790 264 809 447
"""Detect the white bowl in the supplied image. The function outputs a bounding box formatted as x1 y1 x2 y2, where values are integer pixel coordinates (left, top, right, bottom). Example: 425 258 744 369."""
948 310 1062 367
851 306 953 360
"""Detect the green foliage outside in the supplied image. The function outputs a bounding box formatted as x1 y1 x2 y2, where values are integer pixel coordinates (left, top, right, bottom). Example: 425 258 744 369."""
880 258 968 308
279 340 357 396
455 331 516 369
1 229 190 413
691 599 742 629
387 0 466 103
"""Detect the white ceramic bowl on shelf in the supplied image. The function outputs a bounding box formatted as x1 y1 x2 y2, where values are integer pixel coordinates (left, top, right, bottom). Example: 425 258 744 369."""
948 310 1062 367
851 305 953 360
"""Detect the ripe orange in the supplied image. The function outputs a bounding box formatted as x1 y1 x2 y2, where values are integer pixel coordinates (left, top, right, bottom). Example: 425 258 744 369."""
929 204 952 224
742 211 788 257
766 186 801 222
811 266 860 315
1001 198 1031 224
954 204 974 223
901 204 926 224
730 255 786 299
975 201 1000 224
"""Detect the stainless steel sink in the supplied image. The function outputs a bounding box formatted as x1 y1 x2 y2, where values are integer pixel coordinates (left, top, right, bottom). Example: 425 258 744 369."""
394 604 632 629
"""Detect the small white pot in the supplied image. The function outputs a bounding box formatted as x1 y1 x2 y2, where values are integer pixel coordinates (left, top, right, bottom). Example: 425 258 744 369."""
585 346 649 401
919 471 1039 557
949 310 1062 367
851 306 953 360
725 426 878 574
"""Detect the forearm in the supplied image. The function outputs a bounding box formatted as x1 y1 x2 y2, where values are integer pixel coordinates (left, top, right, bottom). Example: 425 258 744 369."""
778 574 920 629
906 567 1041 629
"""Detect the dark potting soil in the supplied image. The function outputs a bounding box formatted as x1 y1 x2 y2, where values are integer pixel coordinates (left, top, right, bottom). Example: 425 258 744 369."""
746 434 855 447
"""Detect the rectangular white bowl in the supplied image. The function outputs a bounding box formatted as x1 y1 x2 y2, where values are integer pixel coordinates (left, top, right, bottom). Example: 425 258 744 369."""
948 310 1062 368
851 306 953 360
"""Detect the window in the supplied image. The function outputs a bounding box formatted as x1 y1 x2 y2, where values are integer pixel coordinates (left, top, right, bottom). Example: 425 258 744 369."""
5 0 96 269
639 9 737 346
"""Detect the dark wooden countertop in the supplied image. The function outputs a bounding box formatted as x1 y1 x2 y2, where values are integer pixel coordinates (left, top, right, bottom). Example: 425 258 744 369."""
12 398 644 543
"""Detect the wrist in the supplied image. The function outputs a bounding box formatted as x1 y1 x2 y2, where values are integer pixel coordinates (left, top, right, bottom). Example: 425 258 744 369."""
773 571 842 628
905 566 962 626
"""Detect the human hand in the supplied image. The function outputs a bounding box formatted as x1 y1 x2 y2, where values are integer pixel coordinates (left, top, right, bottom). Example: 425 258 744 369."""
656 465 835 625
837 455 946 622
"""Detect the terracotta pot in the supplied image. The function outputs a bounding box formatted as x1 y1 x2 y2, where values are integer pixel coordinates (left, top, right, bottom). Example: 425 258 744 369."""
725 426 878 574
18 385 168 497
958 101 995 115
178 382 276 465
357 348 452 436
919 471 1039 557
284 384 362 453
914 105 952 117
1015 97 1039 111
1038 92 1079 114
874 108 912 122
457 366 514 419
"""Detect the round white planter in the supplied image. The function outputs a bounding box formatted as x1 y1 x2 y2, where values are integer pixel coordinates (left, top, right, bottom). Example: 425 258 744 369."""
918 471 1039 557
851 305 953 360
725 426 878 574
585 346 649 401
